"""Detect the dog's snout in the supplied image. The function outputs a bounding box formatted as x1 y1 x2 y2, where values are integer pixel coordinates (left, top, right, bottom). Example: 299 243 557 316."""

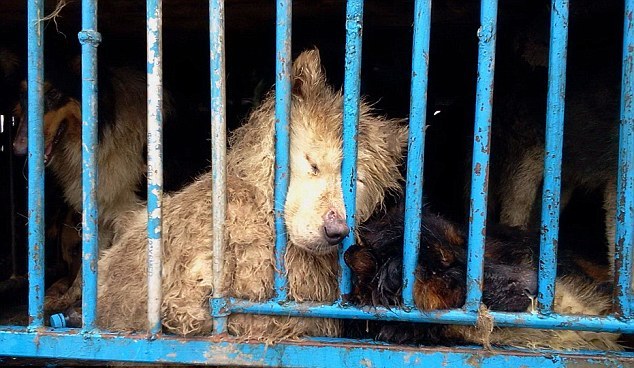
13 136 27 155
323 209 349 245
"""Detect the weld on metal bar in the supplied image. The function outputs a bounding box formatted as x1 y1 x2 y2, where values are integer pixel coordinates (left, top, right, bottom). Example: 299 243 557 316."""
210 0 228 334
538 0 569 314
465 0 498 312
146 0 164 336
26 0 46 330
339 0 364 300
273 0 292 302
615 0 634 317
78 0 101 332
2 330 633 367
227 299 634 333
402 0 432 308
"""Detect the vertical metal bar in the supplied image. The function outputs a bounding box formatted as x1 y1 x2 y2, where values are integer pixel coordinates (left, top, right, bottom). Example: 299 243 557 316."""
615 0 634 317
538 0 569 314
273 0 292 302
78 0 101 333
147 0 164 336
26 0 46 330
8 116 17 278
210 0 228 334
465 0 498 312
402 0 432 308
339 0 364 300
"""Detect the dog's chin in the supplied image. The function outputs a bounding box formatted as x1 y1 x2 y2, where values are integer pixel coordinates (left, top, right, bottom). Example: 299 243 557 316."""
290 236 339 256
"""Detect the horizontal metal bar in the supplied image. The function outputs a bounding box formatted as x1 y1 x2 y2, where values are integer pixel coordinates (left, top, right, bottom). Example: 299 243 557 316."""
538 0 569 315
0 329 633 367
227 299 634 333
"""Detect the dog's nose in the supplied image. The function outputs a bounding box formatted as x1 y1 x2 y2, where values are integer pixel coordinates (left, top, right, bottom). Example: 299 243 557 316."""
13 136 27 156
323 209 349 245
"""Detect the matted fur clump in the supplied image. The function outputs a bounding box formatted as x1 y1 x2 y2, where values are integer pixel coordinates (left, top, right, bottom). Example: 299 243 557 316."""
97 49 408 340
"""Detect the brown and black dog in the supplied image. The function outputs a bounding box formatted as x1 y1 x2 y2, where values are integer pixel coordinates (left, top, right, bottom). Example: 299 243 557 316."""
344 201 623 350
11 56 153 313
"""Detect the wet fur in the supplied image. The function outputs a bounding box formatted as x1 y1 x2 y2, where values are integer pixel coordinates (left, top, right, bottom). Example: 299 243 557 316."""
345 201 623 350
96 49 408 339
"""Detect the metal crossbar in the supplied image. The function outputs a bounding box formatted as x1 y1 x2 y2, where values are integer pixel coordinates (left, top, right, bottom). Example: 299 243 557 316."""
1 0 633 366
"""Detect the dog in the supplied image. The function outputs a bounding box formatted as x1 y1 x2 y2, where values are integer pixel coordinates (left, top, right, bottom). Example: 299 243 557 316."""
12 55 154 313
93 49 409 339
344 200 622 350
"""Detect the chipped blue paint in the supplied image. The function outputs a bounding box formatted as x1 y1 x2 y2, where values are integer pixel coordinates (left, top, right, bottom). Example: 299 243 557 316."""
466 0 498 313
146 0 164 336
227 299 634 333
26 0 46 330
78 0 101 333
339 0 364 300
273 0 292 303
210 0 228 334
615 0 634 317
402 0 432 308
0 329 633 366
538 0 569 314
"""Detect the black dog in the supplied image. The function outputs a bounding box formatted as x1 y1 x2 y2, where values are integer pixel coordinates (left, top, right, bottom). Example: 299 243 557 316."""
344 201 621 350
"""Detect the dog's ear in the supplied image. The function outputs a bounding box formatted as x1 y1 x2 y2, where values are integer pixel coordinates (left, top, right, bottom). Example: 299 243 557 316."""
291 48 325 98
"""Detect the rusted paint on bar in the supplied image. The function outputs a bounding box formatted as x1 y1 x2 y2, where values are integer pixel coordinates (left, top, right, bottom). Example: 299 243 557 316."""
146 0 164 336
538 0 569 314
615 0 634 317
466 0 498 312
1 329 632 367
26 0 46 330
273 0 292 302
209 0 228 334
339 0 364 300
227 299 634 333
402 0 432 307
78 0 102 332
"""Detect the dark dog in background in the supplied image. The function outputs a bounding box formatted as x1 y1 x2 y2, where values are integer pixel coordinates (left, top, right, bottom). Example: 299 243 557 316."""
489 2 624 280
344 201 622 350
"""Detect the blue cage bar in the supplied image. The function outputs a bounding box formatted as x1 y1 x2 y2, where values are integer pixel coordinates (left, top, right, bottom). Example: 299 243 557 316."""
210 0 229 335
465 0 498 313
78 0 101 332
402 0 432 308
273 0 292 304
26 0 46 330
538 0 569 314
616 0 634 317
1 0 634 366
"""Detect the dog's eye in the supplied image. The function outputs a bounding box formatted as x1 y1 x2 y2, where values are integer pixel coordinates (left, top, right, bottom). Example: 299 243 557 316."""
306 155 319 175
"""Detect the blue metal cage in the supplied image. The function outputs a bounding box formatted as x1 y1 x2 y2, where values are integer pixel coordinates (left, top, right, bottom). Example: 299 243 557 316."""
1 0 633 366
